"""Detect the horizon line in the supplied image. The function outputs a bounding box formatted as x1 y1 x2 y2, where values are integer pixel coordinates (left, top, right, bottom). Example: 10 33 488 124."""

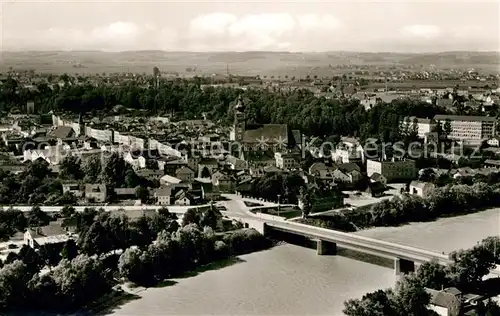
1 49 499 54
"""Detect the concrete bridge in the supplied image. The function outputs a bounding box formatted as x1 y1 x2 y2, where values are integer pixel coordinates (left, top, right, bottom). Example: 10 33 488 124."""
243 218 453 275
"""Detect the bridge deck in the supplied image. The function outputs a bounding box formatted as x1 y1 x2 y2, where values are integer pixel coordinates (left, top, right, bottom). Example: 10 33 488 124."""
267 221 451 264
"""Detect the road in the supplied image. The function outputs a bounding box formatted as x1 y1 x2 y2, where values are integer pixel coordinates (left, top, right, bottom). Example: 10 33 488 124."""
1 204 211 214
219 195 500 276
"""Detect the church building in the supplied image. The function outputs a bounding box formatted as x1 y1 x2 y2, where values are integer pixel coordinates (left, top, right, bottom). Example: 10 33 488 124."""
229 97 300 153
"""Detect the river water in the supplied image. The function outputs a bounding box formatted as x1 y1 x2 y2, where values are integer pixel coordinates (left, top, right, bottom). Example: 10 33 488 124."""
108 208 500 316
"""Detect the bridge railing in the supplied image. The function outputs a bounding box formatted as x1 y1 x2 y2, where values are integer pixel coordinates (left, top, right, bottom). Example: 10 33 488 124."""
268 220 450 259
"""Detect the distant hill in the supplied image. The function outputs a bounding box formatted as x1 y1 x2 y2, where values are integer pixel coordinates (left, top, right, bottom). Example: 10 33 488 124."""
0 51 498 76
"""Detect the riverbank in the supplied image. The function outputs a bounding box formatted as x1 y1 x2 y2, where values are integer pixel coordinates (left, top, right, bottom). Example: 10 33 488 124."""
296 182 500 234
108 244 396 316
354 207 500 253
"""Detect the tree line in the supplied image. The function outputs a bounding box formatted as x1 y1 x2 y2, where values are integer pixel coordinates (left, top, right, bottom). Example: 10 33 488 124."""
304 182 500 232
343 236 500 316
0 206 270 313
1 76 450 140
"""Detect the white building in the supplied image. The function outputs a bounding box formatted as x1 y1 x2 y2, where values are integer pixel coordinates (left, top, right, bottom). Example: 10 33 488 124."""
434 115 496 141
275 152 300 170
409 181 436 198
366 159 417 183
331 137 365 164
400 116 437 139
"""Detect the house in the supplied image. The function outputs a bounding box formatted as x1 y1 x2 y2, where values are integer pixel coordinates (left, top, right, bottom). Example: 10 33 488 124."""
370 172 387 186
309 162 337 178
62 182 84 198
198 158 219 178
263 165 282 174
123 151 146 170
242 150 276 168
409 181 436 198
174 190 194 206
135 169 164 181
337 162 361 174
50 126 76 140
24 222 73 249
332 169 351 183
164 158 188 176
484 159 500 168
201 182 221 201
486 136 500 147
176 166 195 182
114 187 138 200
275 152 300 170
212 171 235 193
366 181 386 197
225 155 247 170
160 174 182 186
348 169 364 185
426 288 462 316
155 185 172 205
298 187 344 213
366 159 416 183
332 137 365 164
85 184 107 203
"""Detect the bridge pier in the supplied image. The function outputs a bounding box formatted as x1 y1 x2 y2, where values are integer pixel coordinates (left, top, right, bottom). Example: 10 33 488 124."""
316 239 337 256
394 258 415 276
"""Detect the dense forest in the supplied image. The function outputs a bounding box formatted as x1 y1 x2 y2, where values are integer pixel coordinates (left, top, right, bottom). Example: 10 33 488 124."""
1 76 450 141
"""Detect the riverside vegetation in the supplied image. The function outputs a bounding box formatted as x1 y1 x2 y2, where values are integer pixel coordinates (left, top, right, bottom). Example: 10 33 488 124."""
298 182 500 232
0 206 272 313
343 236 500 316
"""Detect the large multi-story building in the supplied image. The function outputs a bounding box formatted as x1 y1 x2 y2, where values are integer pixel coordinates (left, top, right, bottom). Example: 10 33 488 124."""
366 159 417 183
400 116 437 139
433 115 496 141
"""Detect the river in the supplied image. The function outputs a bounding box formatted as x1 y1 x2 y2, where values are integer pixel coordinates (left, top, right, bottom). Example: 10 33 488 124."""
108 208 500 316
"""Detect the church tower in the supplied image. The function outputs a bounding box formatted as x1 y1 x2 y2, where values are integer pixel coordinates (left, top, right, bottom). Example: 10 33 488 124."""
78 112 85 137
230 96 246 142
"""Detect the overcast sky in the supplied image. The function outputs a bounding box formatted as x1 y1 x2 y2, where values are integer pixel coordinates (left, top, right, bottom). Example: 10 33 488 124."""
1 0 499 52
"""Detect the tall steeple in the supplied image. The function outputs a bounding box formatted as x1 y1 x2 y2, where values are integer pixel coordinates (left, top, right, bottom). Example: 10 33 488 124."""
78 112 85 136
231 95 246 142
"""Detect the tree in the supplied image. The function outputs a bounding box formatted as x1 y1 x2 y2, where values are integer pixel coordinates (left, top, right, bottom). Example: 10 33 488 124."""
448 246 495 288
298 187 313 218
415 259 450 290
125 168 140 188
61 205 76 218
27 205 50 227
182 208 201 227
0 260 32 309
343 289 399 316
99 152 126 186
38 243 62 268
52 255 113 308
199 204 222 230
393 273 432 316
17 245 42 274
480 236 500 263
82 155 101 183
60 239 78 260
118 247 154 286
443 119 452 139
135 186 150 202
59 156 83 180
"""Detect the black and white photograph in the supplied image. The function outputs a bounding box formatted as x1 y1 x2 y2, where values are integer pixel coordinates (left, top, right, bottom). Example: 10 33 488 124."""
0 0 499 315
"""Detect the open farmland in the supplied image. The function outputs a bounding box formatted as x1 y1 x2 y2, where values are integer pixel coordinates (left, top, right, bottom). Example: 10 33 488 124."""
0 51 499 76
